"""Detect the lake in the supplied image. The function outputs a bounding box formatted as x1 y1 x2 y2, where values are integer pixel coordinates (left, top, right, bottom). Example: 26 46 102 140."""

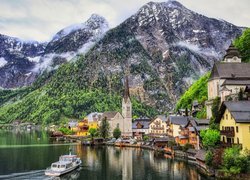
0 129 210 180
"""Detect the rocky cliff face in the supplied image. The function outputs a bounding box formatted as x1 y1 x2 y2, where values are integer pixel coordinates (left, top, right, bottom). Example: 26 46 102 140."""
0 14 109 88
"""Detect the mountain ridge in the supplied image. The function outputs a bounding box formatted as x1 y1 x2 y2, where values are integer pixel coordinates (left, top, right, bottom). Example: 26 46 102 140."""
0 0 245 123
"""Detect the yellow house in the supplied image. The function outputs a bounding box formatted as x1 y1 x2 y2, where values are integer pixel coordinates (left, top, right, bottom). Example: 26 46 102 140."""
166 115 189 137
76 113 102 136
216 101 250 150
149 115 167 137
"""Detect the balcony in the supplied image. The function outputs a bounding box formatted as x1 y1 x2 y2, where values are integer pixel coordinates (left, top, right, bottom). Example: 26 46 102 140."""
221 142 242 149
220 130 235 137
152 127 164 130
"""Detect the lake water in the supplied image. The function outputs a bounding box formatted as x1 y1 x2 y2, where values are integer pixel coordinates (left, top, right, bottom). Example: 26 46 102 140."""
0 129 210 180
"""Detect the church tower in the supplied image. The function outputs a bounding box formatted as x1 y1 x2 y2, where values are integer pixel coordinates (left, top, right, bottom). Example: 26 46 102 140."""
223 43 241 63
122 76 132 137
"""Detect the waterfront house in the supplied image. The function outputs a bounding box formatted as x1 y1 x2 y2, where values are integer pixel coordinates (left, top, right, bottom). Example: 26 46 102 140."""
77 119 89 136
132 117 151 139
216 101 250 150
154 137 173 149
206 43 250 118
149 115 167 137
175 118 209 149
166 115 189 137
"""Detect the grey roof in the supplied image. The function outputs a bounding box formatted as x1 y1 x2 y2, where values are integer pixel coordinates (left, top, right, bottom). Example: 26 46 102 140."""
193 100 199 106
132 119 150 129
187 149 198 155
169 116 189 126
156 115 167 122
222 79 250 86
195 119 210 126
224 43 241 59
210 62 250 80
195 150 206 161
217 101 250 123
101 111 119 120
195 126 209 132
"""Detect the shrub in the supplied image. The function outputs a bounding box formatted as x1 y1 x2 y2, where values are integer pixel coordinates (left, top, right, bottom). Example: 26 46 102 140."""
113 127 121 139
59 127 74 135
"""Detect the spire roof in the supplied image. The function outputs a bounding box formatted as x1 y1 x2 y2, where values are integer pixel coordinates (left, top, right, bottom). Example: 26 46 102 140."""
224 43 241 59
124 76 130 102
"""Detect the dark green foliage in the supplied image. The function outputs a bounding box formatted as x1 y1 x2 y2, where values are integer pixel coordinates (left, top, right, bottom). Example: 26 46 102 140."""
113 127 121 139
205 150 213 166
211 97 220 119
238 88 244 101
176 73 210 112
99 117 110 139
0 55 158 124
234 28 250 63
143 135 149 141
222 146 250 175
210 96 220 130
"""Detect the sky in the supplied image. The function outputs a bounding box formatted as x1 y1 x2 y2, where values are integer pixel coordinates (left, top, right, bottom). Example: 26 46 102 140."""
0 0 249 42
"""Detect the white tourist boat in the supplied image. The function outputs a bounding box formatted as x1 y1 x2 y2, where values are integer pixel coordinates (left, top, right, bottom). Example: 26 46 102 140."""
45 151 82 176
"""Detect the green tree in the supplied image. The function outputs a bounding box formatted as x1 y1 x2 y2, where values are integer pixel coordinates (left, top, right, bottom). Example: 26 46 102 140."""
113 127 121 139
222 146 249 175
238 88 244 101
88 128 97 139
200 129 220 149
234 28 250 62
99 117 110 139
205 150 213 166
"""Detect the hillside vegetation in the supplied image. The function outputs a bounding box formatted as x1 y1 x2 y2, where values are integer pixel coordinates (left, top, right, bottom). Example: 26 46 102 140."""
0 55 158 124
176 73 210 116
234 28 250 63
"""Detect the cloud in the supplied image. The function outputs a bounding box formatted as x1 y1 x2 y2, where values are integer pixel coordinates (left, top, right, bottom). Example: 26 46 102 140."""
0 0 249 42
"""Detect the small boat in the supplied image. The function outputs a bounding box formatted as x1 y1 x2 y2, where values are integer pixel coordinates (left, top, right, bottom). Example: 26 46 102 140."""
45 151 82 176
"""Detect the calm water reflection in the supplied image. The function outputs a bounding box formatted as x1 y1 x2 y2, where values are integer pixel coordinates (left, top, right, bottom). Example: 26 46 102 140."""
0 130 210 180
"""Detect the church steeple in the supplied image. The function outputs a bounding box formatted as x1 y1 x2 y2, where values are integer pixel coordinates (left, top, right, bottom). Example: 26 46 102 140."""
223 42 241 63
124 76 130 103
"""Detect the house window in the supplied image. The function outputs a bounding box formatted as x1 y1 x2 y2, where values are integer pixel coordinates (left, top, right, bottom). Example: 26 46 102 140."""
222 126 224 130
223 136 225 142
237 138 239 144
236 126 238 133
226 114 228 120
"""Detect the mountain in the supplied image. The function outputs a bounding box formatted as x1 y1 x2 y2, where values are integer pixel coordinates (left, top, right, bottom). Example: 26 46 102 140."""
68 0 243 111
0 0 245 123
0 14 109 88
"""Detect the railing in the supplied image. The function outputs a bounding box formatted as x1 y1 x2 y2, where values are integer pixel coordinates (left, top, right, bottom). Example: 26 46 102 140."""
152 127 164 130
220 130 235 137
221 142 242 149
